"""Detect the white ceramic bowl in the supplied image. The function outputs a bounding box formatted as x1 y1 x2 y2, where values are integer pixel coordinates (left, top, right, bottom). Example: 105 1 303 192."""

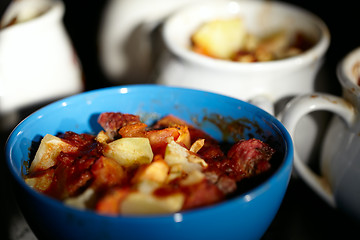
156 0 330 114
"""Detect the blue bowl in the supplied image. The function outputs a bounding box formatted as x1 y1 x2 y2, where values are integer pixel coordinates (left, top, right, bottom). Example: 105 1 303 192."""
6 85 293 240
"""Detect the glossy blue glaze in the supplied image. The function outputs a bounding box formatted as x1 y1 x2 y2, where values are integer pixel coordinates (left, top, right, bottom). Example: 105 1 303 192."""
6 85 293 240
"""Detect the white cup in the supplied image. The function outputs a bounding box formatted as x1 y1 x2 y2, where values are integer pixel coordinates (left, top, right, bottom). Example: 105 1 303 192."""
280 47 360 220
0 0 83 115
155 0 330 115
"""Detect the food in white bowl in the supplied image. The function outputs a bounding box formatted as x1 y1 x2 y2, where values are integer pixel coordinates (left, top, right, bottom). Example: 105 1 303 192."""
191 17 314 62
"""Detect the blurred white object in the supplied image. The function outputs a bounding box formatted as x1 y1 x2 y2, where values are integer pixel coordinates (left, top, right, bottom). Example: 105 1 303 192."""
0 0 83 114
1 0 51 26
98 0 210 84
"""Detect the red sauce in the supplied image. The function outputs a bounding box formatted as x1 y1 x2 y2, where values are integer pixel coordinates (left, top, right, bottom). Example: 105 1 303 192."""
44 132 104 199
26 113 276 214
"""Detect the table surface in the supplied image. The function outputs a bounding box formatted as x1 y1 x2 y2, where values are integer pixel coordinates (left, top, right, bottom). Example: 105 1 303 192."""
1 0 360 239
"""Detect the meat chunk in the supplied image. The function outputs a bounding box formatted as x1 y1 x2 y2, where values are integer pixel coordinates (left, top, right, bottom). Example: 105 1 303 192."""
154 115 225 160
44 132 103 199
204 138 274 194
181 179 225 210
152 114 189 129
225 139 275 181
97 112 141 139
153 115 212 142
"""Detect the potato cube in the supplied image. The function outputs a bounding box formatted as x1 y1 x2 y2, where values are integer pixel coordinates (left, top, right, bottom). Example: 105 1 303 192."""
25 169 55 192
95 130 111 144
29 134 77 173
166 164 184 183
179 170 205 186
192 18 247 59
136 180 161 194
104 137 154 168
120 191 184 215
164 140 207 173
132 159 169 184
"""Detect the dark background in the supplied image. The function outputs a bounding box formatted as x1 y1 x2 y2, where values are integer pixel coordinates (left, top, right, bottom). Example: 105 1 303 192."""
1 0 360 239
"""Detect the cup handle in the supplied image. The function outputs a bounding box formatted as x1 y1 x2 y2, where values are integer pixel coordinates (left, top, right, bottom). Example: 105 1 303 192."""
279 93 356 207
248 95 275 115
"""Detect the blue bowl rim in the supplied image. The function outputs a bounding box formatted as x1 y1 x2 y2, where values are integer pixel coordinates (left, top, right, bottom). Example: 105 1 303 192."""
5 84 294 221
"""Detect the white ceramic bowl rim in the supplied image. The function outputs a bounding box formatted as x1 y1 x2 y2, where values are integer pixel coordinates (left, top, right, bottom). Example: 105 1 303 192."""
337 47 360 91
163 0 330 72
